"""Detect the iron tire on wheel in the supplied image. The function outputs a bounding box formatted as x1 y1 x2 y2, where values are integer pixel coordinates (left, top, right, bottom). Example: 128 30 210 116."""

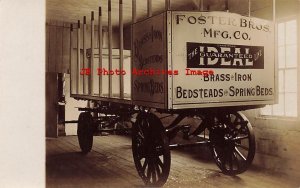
77 112 94 154
209 112 255 175
132 112 171 187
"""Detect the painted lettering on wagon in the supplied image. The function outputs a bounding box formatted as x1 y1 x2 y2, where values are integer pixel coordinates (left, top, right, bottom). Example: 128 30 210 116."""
176 85 273 99
175 14 270 32
203 28 251 40
187 43 264 69
203 73 252 82
133 79 164 96
229 86 273 97
133 26 163 69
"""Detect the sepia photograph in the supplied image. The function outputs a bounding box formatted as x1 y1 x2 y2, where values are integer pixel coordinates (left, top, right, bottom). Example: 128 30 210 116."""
1 0 300 187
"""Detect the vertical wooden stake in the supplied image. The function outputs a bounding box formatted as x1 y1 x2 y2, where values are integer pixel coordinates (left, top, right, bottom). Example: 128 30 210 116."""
248 0 251 17
108 0 112 98
70 24 73 94
272 0 275 22
147 0 152 17
200 0 204 11
119 0 124 99
90 11 94 95
225 0 229 12
98 7 103 96
77 20 81 94
165 0 170 11
132 0 137 23
83 16 87 94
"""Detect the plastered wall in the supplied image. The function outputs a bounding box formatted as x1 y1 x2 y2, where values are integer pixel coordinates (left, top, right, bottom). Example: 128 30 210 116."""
244 110 300 178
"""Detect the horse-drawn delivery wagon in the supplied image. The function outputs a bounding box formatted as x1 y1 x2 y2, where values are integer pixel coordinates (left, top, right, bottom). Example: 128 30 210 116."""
68 0 275 186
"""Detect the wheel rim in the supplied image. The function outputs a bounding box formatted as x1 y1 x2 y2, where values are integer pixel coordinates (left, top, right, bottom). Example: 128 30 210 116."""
132 112 170 187
77 112 94 154
209 112 255 175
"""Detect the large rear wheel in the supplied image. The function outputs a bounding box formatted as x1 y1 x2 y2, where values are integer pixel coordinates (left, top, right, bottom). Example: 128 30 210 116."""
209 112 255 175
132 112 171 187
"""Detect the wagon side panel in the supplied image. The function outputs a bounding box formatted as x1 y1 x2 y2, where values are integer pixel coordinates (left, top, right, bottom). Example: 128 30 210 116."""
132 13 168 108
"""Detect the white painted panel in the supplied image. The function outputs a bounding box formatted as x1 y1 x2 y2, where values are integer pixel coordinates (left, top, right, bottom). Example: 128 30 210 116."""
171 11 275 108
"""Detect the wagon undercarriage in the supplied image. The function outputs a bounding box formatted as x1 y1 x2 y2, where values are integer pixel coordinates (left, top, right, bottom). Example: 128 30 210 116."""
73 101 256 186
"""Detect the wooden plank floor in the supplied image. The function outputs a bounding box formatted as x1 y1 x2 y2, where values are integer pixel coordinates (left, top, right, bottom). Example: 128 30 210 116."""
46 135 299 188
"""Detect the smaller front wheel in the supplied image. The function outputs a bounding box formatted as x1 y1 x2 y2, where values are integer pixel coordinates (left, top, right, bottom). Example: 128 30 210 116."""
77 112 94 154
132 112 171 187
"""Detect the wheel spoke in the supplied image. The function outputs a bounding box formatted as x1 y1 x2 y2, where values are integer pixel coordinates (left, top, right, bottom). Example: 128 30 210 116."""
234 147 247 161
146 161 151 182
142 158 148 173
137 122 145 138
137 131 144 139
154 161 161 177
235 143 249 151
232 135 249 141
151 163 157 183
213 148 221 162
156 156 164 169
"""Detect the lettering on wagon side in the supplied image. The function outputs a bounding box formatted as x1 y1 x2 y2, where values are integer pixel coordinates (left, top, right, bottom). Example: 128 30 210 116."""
187 43 264 69
175 85 273 99
175 14 270 33
133 26 163 69
134 79 164 96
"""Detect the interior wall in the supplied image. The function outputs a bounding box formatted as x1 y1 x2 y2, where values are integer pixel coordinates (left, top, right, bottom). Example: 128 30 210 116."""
46 20 121 74
244 0 300 178
46 20 71 73
244 110 300 178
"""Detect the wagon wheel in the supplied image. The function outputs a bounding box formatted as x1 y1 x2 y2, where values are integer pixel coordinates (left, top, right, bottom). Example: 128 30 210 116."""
209 112 255 175
77 112 94 154
132 112 171 187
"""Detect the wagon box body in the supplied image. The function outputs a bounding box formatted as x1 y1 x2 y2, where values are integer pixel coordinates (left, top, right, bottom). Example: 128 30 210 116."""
132 11 276 109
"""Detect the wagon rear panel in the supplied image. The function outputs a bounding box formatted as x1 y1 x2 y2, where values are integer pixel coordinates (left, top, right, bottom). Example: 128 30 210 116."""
169 11 275 109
